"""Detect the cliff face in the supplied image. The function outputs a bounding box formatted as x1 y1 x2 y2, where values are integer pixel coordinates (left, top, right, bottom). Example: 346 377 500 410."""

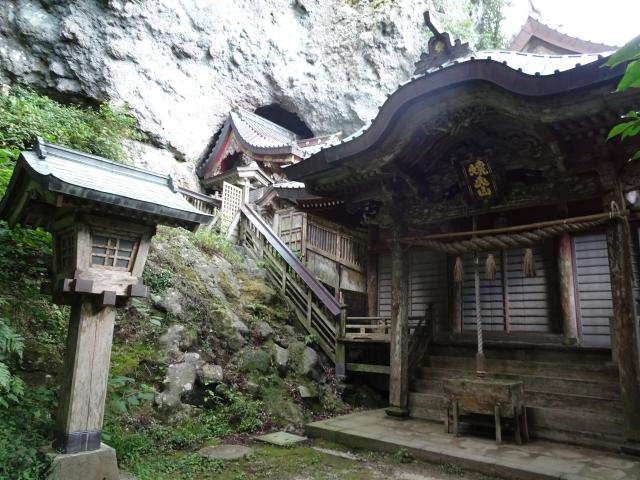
0 0 436 164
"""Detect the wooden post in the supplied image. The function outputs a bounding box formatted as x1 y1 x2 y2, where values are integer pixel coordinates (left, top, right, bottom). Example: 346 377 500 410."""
54 299 116 453
606 217 640 444
387 230 409 416
557 233 579 344
474 251 486 376
451 256 462 334
335 307 347 378
367 227 379 317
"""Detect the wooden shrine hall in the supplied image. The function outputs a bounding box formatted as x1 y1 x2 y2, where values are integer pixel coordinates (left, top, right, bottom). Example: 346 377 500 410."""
286 15 640 451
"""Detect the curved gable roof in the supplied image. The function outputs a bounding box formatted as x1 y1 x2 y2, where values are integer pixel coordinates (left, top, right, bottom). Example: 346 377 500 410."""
285 51 626 182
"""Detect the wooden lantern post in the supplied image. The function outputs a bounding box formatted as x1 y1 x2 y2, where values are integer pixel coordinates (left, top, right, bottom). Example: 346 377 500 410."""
0 139 211 479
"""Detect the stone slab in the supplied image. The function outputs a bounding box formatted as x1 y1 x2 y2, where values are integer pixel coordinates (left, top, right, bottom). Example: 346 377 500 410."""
305 410 640 480
255 431 308 446
44 443 119 480
198 444 253 460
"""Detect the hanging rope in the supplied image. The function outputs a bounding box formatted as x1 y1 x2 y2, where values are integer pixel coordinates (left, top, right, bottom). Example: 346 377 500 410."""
523 247 536 278
485 253 497 280
408 218 614 255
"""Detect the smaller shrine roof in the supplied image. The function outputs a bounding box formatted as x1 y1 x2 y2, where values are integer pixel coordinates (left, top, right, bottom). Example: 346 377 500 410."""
0 140 212 229
510 16 618 54
231 109 298 150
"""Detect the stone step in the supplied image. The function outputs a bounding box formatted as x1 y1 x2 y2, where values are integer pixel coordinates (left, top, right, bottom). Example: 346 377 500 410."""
413 368 620 399
430 342 612 365
424 356 617 382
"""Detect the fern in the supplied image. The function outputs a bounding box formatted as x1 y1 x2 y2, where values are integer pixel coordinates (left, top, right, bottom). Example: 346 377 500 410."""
0 318 25 407
0 318 24 358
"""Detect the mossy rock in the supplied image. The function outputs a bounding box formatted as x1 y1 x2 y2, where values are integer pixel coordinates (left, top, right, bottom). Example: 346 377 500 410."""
261 386 305 425
240 349 272 374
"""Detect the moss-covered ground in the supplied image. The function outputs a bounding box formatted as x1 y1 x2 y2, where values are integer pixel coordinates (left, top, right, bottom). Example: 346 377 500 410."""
119 438 498 480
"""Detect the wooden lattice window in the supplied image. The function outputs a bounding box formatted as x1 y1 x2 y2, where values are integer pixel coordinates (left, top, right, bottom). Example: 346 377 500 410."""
91 233 137 270
56 232 75 271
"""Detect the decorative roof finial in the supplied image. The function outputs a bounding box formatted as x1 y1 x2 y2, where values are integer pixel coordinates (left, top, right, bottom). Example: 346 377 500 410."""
413 11 473 75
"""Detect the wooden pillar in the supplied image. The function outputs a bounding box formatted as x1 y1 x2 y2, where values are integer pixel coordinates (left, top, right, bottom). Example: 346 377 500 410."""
557 233 579 344
54 299 116 453
388 230 409 415
335 307 347 378
451 256 463 334
606 217 640 444
367 226 379 317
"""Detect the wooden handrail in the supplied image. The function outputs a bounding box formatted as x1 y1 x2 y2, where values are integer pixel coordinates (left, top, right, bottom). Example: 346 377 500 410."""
241 205 342 316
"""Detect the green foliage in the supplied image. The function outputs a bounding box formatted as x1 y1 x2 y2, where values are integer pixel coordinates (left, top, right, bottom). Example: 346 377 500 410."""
606 35 640 158
143 267 174 294
0 314 25 408
192 228 240 263
392 447 414 463
0 386 56 479
432 0 509 50
204 385 264 434
106 375 155 416
105 386 262 479
0 147 18 196
474 0 509 50
0 85 141 162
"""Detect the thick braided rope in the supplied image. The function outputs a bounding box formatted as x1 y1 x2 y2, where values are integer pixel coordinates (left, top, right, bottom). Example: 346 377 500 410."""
413 218 611 255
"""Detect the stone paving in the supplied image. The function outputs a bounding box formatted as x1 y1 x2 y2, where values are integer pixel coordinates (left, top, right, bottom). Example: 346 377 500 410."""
305 409 640 480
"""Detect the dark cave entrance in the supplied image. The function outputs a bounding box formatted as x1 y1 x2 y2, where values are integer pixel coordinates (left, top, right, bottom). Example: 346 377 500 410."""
254 104 314 139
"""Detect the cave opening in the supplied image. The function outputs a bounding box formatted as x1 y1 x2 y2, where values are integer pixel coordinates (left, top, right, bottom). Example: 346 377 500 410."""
254 104 314 139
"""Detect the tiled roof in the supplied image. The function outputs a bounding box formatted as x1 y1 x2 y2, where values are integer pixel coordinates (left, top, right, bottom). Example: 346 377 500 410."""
230 108 298 150
317 50 611 148
432 50 611 76
1 140 211 228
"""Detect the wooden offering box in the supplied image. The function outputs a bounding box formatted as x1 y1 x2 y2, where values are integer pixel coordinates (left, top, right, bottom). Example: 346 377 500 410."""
443 378 529 444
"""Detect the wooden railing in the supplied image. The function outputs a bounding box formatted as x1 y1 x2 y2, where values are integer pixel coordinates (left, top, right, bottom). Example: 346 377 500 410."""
179 187 220 216
240 205 345 363
343 316 427 342
278 211 366 272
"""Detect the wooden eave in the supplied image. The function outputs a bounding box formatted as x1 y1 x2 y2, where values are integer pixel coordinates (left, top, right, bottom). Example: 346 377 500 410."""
285 56 634 196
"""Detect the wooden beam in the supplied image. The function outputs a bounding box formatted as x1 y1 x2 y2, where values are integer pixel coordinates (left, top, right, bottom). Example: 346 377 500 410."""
347 363 390 374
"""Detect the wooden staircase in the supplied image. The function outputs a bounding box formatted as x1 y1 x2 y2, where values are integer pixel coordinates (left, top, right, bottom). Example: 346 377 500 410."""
409 343 624 450
240 205 346 364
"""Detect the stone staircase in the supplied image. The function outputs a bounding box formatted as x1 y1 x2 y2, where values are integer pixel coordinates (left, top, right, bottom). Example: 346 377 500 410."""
409 343 625 450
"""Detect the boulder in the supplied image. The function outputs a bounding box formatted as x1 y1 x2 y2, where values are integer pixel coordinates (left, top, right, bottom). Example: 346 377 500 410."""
197 363 224 385
302 346 319 376
256 321 274 342
240 349 271 374
273 344 289 374
158 324 185 361
153 288 184 318
155 352 204 409
298 384 317 399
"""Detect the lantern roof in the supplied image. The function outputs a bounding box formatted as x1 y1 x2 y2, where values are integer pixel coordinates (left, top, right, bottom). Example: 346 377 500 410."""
0 139 212 230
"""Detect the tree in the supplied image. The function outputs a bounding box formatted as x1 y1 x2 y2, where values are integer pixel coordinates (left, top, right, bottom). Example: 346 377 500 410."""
606 34 640 159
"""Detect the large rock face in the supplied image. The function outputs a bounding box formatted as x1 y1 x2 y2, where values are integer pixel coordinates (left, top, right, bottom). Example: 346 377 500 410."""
0 0 434 163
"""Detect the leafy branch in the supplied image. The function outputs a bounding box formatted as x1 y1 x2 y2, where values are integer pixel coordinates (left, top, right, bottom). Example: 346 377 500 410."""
606 34 640 156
